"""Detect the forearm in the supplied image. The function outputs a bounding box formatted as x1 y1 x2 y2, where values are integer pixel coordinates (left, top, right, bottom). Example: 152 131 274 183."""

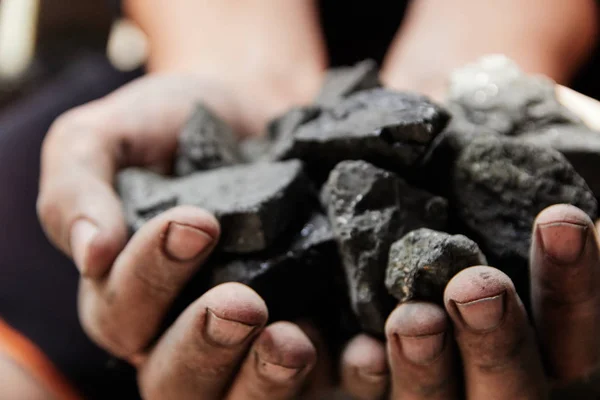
382 0 599 99
124 0 327 128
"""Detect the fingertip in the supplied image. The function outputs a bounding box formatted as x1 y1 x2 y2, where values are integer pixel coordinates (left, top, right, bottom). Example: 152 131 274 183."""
385 302 448 338
444 266 514 307
166 205 221 241
255 322 317 376
201 282 269 328
534 204 593 228
341 335 388 400
342 334 388 377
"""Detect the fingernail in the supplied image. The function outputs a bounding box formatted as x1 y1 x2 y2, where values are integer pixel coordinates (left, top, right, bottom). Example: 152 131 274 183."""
398 332 445 365
356 368 388 384
538 222 587 264
164 222 214 262
455 293 505 331
204 308 257 347
255 352 303 383
70 219 98 275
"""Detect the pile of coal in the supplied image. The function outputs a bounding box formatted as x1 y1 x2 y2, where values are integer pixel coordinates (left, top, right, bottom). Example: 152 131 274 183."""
117 56 599 336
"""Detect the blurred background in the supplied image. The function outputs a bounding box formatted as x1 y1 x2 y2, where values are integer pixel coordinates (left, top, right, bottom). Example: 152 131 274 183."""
0 0 147 108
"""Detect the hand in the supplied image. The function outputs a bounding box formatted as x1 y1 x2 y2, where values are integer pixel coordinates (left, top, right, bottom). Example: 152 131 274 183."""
36 74 321 399
335 89 600 399
336 204 600 400
337 206 600 400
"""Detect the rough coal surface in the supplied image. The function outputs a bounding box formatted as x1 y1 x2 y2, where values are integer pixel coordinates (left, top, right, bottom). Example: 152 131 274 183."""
447 55 582 136
211 213 341 320
271 88 450 181
316 59 381 106
238 137 272 163
521 125 600 198
453 136 598 266
118 160 311 253
322 160 448 334
267 106 322 161
386 228 487 303
174 104 242 175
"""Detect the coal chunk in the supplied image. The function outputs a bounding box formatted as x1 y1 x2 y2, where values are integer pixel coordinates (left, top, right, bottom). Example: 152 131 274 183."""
118 160 311 253
521 125 600 198
175 104 242 175
385 228 487 303
211 213 342 320
270 89 450 180
322 160 448 334
238 137 272 163
453 136 598 266
446 55 582 136
316 59 381 106
267 106 322 161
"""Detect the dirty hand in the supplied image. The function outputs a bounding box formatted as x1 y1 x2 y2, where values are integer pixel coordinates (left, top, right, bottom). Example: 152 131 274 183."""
37 74 319 399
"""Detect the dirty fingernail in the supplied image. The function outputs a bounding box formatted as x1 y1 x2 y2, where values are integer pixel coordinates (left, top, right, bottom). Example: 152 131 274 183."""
399 332 445 365
256 352 303 383
356 368 388 384
70 219 98 275
204 308 257 347
164 222 214 262
455 293 505 331
538 222 587 265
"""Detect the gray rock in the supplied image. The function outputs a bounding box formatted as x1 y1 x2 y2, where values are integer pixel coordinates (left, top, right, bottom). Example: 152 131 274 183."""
238 137 272 163
446 55 582 136
385 228 487 303
118 160 311 253
315 59 381 106
322 160 448 334
175 104 242 175
211 213 341 320
270 89 450 180
267 106 322 161
453 135 598 265
521 125 600 198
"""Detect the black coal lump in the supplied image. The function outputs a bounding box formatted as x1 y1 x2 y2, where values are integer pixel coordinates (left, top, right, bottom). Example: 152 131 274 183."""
521 125 600 198
452 136 598 291
175 103 242 175
321 160 448 335
385 228 487 303
118 160 312 253
270 88 450 181
315 59 381 106
211 213 341 321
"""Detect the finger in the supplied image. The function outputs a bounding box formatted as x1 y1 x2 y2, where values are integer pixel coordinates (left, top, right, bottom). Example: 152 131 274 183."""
138 283 268 400
37 90 189 277
530 204 600 383
556 85 600 131
386 302 458 400
226 321 316 400
340 334 388 400
79 206 219 358
444 266 548 399
295 321 336 398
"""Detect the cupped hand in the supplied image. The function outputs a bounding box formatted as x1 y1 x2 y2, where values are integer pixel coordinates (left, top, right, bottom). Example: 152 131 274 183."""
339 204 600 400
337 89 600 400
37 74 319 399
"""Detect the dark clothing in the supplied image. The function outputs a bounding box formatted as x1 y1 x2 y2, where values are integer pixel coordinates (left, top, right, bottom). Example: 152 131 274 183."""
0 54 142 398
